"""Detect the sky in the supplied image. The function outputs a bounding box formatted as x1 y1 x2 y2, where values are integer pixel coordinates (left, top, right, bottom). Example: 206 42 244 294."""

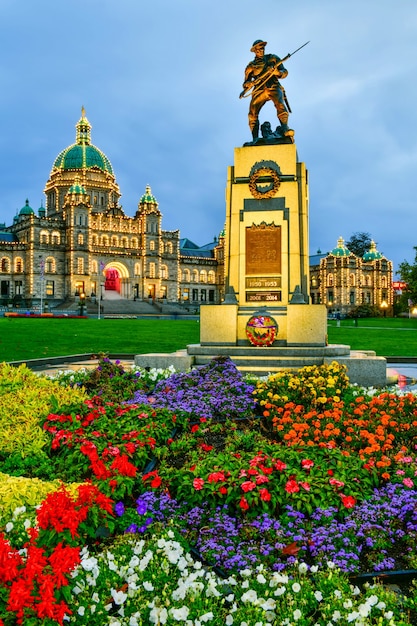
0 0 416 273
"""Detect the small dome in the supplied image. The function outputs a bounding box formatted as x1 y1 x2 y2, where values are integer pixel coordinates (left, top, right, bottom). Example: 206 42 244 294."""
52 108 114 175
330 236 351 257
68 179 87 195
139 184 157 204
363 240 383 261
19 199 34 216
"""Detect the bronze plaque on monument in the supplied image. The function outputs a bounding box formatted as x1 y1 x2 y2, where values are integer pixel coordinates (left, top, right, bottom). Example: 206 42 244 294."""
246 223 281 275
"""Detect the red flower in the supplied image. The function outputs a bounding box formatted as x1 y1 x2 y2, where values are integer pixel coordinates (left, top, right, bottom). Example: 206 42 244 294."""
275 460 287 471
208 471 225 483
255 474 270 485
328 469 334 476
219 486 227 495
110 454 137 477
166 438 174 445
201 443 213 452
285 479 300 494
241 481 257 492
299 481 311 491
193 477 205 490
239 497 250 511
150 474 162 488
199 417 207 423
341 494 356 508
191 425 199 433
259 488 271 501
301 459 314 470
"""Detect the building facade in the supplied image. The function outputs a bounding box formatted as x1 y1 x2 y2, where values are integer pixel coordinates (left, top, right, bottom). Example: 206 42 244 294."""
0 110 224 308
309 237 393 316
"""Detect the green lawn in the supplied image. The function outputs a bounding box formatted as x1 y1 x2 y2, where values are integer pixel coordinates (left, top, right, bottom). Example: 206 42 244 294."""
0 318 200 362
327 317 417 357
1 316 417 362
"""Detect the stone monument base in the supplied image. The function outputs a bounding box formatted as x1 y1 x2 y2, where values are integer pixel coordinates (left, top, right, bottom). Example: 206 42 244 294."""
134 344 387 387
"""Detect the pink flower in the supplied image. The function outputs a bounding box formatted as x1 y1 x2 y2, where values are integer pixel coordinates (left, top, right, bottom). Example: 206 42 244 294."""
396 470 405 475
403 478 414 488
193 478 205 490
255 474 270 485
241 481 257 493
208 471 225 483
285 479 300 494
299 481 311 491
329 478 345 489
275 460 287 471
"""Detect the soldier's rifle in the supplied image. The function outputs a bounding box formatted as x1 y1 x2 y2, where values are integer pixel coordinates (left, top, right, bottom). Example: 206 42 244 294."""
239 40 309 99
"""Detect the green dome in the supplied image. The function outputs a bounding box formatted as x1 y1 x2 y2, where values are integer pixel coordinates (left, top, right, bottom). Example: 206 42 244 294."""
68 179 87 195
19 199 34 216
363 241 383 261
330 237 351 257
139 184 157 204
52 109 113 175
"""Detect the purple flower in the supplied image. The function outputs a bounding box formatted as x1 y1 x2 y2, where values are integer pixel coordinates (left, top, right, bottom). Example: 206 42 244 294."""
114 501 125 517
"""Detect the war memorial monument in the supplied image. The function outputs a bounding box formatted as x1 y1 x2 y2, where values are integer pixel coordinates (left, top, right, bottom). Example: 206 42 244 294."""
137 40 387 387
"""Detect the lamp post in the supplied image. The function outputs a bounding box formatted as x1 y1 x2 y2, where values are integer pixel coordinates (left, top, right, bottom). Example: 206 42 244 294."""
380 300 388 318
79 292 86 316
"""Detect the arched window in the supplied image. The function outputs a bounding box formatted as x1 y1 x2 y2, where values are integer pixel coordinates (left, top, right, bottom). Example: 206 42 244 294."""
200 270 207 283
149 240 155 251
149 262 155 278
78 233 84 245
381 276 387 288
160 265 168 279
77 257 84 274
92 234 98 245
208 270 215 284
91 260 98 274
121 237 128 248
15 258 23 273
51 231 60 245
183 269 190 282
111 235 118 247
327 273 334 287
1 257 10 272
101 235 109 246
131 237 138 249
349 273 355 286
45 257 56 273
40 230 49 244
134 262 140 276
192 269 199 283
165 242 173 254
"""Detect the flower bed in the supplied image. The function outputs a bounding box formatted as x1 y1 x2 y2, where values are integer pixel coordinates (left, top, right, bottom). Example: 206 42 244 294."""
0 357 417 624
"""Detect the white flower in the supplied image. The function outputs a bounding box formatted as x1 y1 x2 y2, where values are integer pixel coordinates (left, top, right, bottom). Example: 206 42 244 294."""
5 522 13 533
298 563 308 574
225 615 233 625
314 590 323 602
376 601 386 610
149 607 168 624
310 565 319 573
241 589 258 604
334 589 342 599
358 603 371 617
240 568 252 577
111 589 127 605
347 611 360 622
274 586 286 596
292 582 301 593
241 580 250 589
23 519 31 530
169 606 190 621
384 611 394 619
367 594 378 606
260 598 276 611
82 556 98 572
13 505 26 517
256 573 267 584
293 608 302 621
199 612 214 622
143 581 154 592
332 610 341 621
343 599 353 609
327 561 335 569
77 606 86 616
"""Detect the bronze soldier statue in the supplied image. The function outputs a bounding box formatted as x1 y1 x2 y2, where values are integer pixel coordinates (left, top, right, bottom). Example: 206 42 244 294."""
240 39 294 142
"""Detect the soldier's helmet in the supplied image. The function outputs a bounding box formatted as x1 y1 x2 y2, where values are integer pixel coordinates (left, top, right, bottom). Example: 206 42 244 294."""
251 40 267 52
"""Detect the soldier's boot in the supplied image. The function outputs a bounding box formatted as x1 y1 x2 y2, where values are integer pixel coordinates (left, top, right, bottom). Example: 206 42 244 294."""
278 112 294 137
250 120 260 141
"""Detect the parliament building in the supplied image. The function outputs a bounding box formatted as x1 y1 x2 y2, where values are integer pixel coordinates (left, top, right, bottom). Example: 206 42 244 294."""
0 110 225 309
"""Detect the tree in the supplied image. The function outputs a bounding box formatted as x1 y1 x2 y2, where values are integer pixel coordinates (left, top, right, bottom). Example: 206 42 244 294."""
345 232 374 257
398 246 417 308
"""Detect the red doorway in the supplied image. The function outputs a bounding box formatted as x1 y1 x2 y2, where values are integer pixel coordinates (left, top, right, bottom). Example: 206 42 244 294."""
104 268 120 292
